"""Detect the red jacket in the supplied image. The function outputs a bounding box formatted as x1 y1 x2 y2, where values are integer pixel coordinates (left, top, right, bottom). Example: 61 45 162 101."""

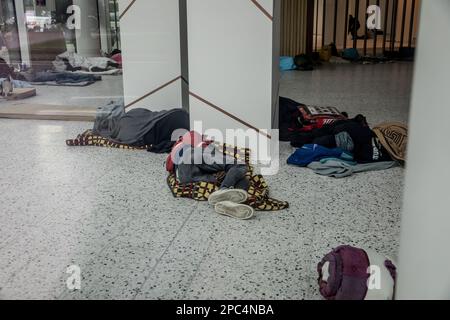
166 131 211 172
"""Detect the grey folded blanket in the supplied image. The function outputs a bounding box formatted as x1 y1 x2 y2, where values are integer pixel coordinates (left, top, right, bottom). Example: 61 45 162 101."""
308 158 398 178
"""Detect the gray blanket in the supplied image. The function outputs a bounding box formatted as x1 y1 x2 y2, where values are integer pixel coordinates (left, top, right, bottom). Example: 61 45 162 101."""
308 159 398 178
93 100 183 146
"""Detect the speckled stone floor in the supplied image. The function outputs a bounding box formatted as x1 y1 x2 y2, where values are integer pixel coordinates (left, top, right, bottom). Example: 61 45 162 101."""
0 63 412 300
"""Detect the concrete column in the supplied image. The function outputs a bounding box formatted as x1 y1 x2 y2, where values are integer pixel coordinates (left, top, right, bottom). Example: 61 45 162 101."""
118 0 183 111
396 0 450 299
73 0 101 56
187 0 278 145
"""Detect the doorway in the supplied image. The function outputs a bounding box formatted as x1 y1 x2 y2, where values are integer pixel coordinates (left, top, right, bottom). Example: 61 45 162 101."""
312 0 420 56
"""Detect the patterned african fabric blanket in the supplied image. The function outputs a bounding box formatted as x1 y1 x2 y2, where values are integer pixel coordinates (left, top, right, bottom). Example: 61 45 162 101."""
66 130 149 150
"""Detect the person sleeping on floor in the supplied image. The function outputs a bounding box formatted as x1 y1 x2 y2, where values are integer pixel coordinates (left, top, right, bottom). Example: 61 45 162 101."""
92 100 191 153
169 131 254 220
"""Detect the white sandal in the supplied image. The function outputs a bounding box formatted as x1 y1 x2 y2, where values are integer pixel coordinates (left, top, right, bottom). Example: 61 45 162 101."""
214 201 254 220
208 188 248 206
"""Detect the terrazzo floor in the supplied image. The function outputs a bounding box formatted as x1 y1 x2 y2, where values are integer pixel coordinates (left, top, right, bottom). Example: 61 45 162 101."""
0 62 413 300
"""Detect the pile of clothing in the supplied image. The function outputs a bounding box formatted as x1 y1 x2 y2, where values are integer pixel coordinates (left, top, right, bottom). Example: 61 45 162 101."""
282 97 408 177
21 71 101 86
67 100 190 153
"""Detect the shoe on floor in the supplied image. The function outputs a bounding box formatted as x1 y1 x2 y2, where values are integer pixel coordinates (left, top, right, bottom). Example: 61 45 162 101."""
208 188 248 206
214 201 254 220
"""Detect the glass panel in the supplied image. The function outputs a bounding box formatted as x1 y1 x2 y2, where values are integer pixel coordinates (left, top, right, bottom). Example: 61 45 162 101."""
23 0 75 71
0 0 21 65
0 0 124 117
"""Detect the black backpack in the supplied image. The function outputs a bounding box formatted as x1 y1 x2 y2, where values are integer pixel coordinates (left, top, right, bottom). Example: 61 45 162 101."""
0 58 13 78
294 54 314 71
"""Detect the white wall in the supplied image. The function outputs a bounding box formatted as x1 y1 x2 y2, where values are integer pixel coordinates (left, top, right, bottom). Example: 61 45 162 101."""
187 0 278 147
396 0 450 299
118 0 183 111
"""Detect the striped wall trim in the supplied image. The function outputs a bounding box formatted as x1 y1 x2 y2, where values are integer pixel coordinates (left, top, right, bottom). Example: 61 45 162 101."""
120 1 273 22
189 91 272 140
125 76 181 109
249 0 273 21
119 0 137 20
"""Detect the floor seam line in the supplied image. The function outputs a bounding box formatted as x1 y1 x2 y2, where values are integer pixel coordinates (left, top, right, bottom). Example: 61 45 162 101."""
131 204 198 300
180 229 217 300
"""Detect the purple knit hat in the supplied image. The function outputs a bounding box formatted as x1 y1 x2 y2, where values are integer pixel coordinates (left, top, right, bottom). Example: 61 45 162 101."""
317 245 397 300
317 245 370 300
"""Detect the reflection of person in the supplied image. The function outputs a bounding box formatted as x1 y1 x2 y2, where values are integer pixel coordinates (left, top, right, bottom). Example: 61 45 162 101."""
3 30 21 64
0 57 13 78
348 15 363 40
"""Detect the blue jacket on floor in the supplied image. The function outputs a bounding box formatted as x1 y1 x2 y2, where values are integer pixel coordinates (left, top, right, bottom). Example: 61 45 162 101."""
287 144 353 167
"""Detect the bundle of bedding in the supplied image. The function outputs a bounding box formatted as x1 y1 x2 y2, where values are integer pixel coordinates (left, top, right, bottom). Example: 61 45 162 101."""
53 51 122 75
22 71 101 86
